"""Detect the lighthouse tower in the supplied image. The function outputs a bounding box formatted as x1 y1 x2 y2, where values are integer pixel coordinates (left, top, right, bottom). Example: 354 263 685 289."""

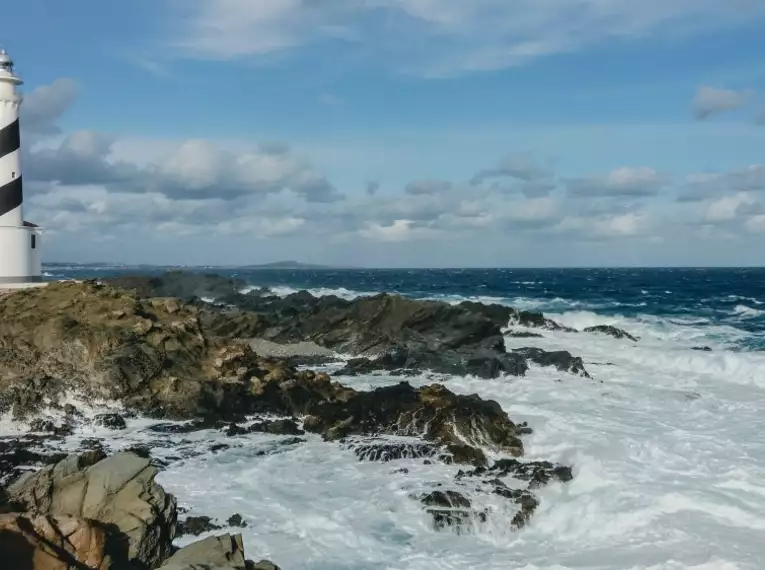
0 48 42 286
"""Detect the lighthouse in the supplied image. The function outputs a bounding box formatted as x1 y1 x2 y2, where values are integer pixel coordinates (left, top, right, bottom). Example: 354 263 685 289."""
0 48 42 286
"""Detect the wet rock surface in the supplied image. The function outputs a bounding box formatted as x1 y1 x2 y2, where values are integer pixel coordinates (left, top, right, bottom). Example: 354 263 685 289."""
584 325 639 342
510 347 590 376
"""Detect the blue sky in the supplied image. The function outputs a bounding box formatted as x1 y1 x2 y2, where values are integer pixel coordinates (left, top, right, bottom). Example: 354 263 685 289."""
5 0 765 266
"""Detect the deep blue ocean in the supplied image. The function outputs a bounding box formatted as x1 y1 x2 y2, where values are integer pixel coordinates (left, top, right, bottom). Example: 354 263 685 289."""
45 265 765 350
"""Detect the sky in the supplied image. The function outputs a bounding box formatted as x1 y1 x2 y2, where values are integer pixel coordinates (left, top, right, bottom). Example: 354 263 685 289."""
5 0 765 267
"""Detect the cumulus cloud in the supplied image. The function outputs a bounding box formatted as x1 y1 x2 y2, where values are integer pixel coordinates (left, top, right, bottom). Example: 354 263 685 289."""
471 153 552 185
163 1 765 76
677 165 765 201
26 131 344 203
692 86 753 120
22 78 79 135
567 167 668 198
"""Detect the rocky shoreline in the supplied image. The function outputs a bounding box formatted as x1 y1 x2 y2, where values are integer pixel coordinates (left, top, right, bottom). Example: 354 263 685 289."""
0 272 638 569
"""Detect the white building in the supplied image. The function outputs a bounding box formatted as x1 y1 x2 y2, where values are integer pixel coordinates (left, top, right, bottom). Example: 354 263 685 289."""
0 48 42 286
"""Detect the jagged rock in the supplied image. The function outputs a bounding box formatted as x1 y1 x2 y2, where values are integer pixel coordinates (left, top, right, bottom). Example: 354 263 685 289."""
300 382 524 460
227 513 247 528
94 413 127 430
0 437 68 486
419 490 485 533
692 346 713 352
458 458 574 488
506 331 544 338
7 451 177 569
511 347 589 376
584 325 639 342
100 271 588 379
177 515 222 537
350 440 439 462
247 419 304 436
158 533 246 569
0 282 315 421
0 513 113 570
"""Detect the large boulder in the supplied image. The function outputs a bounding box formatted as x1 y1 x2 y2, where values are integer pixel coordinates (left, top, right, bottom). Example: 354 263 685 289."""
0 513 113 570
7 451 177 569
158 533 247 570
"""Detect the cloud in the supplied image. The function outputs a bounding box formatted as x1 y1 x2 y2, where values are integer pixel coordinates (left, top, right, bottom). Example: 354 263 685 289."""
471 153 552 185
405 179 453 195
567 167 668 198
703 192 756 223
677 165 765 201
366 181 380 195
22 78 79 135
26 132 344 203
163 1 765 76
692 86 753 120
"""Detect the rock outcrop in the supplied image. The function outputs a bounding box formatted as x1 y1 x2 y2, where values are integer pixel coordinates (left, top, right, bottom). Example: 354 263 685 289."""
104 272 587 379
7 451 177 569
0 282 320 420
583 325 638 342
0 513 113 570
157 533 276 570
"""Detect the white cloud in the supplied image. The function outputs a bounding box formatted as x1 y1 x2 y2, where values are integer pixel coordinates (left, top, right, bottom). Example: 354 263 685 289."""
703 192 756 223
567 167 668 198
22 78 79 135
693 86 753 120
471 153 552 185
163 0 765 76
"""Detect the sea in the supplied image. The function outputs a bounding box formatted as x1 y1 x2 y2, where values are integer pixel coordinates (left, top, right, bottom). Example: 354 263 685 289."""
18 266 765 569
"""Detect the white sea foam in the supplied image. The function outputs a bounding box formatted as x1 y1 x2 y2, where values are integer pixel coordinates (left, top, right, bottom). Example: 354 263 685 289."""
732 305 765 319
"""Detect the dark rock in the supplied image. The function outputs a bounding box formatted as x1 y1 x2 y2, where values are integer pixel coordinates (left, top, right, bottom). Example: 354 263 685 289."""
584 325 639 342
227 513 247 528
94 413 127 430
248 418 304 436
177 515 223 537
210 443 231 453
300 382 524 460
124 444 152 458
443 443 487 468
511 347 590 376
692 346 713 352
351 440 438 462
459 458 574 488
506 331 544 338
420 490 486 533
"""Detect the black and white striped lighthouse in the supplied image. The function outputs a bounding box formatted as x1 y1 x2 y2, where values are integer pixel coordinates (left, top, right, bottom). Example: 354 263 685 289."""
0 48 42 285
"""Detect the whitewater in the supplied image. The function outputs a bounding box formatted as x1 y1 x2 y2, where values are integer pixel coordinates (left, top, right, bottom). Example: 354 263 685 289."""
9 267 765 569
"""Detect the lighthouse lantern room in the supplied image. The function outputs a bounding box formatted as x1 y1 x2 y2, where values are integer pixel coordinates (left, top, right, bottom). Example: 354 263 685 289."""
0 48 42 286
